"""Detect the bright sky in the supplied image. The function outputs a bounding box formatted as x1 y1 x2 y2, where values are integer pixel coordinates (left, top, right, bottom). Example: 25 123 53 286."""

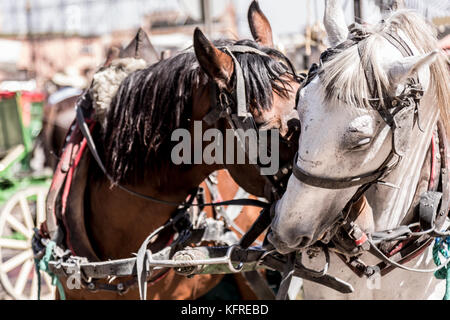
0 0 447 38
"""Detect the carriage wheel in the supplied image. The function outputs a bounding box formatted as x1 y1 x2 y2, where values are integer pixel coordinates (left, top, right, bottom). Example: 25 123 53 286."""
0 186 55 300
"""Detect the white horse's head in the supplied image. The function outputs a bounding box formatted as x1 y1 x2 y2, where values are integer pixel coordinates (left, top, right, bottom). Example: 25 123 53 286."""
269 2 449 254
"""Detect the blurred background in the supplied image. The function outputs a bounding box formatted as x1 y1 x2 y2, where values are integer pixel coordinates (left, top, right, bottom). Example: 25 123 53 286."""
0 0 448 93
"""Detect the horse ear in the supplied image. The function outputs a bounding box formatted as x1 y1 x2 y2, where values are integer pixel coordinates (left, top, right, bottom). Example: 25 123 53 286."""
248 0 274 48
324 0 349 47
388 50 438 87
193 28 234 90
120 28 159 64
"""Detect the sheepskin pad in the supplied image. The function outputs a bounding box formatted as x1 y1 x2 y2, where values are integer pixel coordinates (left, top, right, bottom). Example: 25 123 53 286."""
91 58 147 122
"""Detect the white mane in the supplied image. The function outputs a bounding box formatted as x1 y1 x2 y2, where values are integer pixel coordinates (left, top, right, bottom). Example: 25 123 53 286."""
320 10 449 128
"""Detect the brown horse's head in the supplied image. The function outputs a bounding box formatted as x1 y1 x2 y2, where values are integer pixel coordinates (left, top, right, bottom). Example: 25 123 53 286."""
191 1 301 198
100 1 300 200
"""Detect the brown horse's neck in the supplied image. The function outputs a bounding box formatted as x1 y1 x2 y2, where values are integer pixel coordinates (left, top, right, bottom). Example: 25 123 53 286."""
86 163 220 260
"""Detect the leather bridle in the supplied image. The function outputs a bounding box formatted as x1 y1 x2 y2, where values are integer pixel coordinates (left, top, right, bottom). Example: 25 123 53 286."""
291 25 424 223
284 24 450 278
202 44 301 200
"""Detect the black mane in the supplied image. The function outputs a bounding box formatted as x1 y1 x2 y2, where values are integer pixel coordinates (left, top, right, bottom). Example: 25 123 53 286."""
102 39 293 183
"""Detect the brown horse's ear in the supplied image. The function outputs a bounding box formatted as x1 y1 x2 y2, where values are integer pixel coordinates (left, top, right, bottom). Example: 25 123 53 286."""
193 28 234 90
248 0 274 48
120 28 159 64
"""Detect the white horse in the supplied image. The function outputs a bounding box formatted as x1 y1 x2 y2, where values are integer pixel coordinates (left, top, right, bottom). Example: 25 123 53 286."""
270 1 450 299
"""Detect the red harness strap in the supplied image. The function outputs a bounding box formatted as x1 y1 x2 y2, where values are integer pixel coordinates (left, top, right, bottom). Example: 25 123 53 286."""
60 133 90 255
44 122 83 240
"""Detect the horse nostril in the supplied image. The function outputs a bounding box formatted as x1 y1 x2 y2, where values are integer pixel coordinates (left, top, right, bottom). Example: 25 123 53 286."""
268 233 295 254
296 236 312 248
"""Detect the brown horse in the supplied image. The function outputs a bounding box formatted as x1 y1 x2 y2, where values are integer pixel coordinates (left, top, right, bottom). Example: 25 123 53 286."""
56 1 301 300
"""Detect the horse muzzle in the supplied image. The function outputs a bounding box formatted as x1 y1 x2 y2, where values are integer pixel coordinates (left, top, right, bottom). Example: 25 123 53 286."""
268 213 316 254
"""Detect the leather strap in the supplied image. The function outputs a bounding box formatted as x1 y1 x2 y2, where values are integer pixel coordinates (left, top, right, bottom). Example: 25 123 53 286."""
239 206 272 249
241 270 276 300
292 152 396 190
275 252 295 300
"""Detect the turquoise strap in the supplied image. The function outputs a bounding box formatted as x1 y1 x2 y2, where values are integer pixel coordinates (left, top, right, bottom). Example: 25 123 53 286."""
433 237 450 300
34 240 66 300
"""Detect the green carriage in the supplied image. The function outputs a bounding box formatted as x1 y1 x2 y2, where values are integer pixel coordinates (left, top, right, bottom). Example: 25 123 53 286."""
0 91 54 300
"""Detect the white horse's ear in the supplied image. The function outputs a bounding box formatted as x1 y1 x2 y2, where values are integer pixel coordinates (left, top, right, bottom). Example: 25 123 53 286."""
387 50 438 86
324 0 349 47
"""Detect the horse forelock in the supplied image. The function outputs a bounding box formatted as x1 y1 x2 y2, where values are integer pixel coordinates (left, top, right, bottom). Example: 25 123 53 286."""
318 10 449 127
101 38 293 184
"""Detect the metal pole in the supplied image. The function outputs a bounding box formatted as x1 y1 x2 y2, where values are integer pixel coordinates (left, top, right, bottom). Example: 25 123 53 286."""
354 0 362 22
201 0 212 37
26 0 36 78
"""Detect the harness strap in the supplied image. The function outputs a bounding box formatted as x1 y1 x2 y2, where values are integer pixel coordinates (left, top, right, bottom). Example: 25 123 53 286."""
223 47 253 119
336 120 450 277
239 206 272 249
292 151 397 190
275 252 296 300
241 270 276 300
383 31 414 58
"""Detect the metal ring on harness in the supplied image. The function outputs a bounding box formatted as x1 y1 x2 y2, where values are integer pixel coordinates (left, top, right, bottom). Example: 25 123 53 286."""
226 245 244 273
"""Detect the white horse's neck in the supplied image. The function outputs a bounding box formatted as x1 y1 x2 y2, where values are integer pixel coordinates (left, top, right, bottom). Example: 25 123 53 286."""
365 28 441 231
366 91 439 231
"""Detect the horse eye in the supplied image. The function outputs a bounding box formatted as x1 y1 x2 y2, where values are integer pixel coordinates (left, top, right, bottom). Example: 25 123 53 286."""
351 138 372 150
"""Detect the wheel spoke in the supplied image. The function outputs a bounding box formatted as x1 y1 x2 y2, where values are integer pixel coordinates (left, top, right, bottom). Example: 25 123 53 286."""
19 197 33 231
0 250 33 273
42 271 54 291
30 269 38 300
6 214 33 239
0 238 29 250
14 259 33 295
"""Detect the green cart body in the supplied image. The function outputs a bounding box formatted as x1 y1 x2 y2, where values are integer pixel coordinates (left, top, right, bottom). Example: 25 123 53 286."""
0 91 49 200
0 91 55 300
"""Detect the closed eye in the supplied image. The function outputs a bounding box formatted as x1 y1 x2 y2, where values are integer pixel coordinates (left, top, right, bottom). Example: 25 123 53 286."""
350 137 372 151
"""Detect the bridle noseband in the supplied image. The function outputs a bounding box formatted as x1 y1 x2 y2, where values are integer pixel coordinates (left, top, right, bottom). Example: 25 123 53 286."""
292 152 397 190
